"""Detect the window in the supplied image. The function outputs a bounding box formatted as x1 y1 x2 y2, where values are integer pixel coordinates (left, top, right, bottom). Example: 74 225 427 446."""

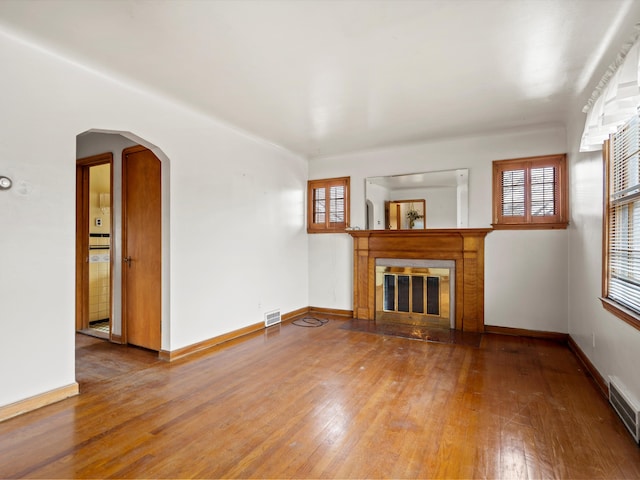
492 154 568 229
307 176 350 233
602 112 640 331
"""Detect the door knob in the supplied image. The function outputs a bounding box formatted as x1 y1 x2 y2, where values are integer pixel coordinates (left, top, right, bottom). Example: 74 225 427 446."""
123 256 132 267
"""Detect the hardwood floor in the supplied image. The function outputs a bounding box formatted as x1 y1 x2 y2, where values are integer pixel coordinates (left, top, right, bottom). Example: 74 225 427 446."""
1 318 639 479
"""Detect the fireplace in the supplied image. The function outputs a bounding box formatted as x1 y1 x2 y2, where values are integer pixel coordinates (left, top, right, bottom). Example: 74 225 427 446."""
375 259 454 328
348 229 491 332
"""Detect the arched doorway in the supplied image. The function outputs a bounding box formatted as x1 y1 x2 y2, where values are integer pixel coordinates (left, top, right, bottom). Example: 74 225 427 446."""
75 130 170 353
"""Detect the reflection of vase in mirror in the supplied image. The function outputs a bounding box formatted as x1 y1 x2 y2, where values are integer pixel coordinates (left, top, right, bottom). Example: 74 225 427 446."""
366 169 468 229
386 199 425 229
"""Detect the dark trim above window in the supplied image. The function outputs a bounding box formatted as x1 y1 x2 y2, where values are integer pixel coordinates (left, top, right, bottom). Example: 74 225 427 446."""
492 154 568 230
307 176 350 234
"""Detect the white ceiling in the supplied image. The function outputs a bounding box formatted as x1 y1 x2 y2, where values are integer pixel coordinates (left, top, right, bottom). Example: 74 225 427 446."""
0 0 639 158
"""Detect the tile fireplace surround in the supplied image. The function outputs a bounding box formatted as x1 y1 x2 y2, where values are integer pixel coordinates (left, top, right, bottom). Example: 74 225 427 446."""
348 229 492 332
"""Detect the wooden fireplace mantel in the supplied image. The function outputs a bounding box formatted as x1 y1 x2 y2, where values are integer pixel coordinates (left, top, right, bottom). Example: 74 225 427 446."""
348 229 492 332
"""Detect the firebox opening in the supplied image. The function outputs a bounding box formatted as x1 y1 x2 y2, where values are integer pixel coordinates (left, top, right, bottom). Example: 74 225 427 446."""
375 259 454 329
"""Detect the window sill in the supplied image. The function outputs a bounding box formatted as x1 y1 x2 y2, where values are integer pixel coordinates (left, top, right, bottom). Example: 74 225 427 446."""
491 222 569 230
599 297 640 332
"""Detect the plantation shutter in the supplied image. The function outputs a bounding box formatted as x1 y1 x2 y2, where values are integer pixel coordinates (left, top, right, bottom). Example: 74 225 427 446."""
493 154 566 228
608 113 640 312
313 187 326 224
530 166 557 216
329 184 345 224
501 169 525 217
307 177 350 233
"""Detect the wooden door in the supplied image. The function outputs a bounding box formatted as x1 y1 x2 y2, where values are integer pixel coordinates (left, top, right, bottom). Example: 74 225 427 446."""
122 146 161 351
385 201 401 230
384 201 391 229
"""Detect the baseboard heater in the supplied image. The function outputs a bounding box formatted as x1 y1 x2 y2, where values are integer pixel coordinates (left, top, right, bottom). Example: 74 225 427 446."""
609 376 640 443
264 309 281 327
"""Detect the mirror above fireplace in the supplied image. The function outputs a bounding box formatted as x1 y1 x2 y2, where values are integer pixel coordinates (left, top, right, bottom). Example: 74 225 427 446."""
365 169 469 230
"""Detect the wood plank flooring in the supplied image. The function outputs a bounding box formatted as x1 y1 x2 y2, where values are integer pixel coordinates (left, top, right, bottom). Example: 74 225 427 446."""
1 318 639 479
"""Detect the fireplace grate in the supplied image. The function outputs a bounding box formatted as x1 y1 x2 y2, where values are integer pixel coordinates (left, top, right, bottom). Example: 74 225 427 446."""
382 273 440 316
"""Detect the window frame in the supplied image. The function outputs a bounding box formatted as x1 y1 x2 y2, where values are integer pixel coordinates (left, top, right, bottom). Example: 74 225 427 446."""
601 131 640 332
307 176 350 234
492 153 569 230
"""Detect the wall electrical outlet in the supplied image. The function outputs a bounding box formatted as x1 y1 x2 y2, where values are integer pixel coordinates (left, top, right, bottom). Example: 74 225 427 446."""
95 218 102 227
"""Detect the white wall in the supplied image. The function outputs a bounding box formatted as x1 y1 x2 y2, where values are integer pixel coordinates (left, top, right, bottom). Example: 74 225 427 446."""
567 107 640 403
0 28 308 408
308 126 569 331
561 5 640 407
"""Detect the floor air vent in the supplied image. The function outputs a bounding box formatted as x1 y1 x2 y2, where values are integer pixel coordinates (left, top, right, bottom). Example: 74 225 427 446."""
264 309 281 327
609 376 640 443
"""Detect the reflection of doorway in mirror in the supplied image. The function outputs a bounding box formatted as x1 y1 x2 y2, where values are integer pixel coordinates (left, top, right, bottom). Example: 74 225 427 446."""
366 200 375 229
385 199 425 229
366 168 468 229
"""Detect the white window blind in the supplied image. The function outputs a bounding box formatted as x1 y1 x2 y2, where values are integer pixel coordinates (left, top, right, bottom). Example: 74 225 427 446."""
608 112 640 313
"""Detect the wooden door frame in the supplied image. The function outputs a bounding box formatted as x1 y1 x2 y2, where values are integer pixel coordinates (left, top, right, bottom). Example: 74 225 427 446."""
385 199 426 230
75 152 113 334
